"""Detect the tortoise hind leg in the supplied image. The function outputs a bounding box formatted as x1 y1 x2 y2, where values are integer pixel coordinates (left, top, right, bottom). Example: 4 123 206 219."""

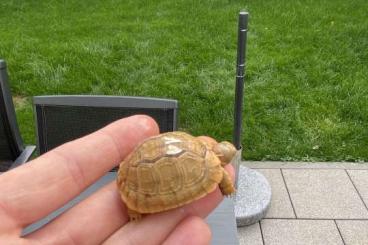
219 169 235 196
128 208 142 221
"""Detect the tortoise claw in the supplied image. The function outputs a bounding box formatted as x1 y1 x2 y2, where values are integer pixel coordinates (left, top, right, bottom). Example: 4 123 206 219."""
128 208 142 222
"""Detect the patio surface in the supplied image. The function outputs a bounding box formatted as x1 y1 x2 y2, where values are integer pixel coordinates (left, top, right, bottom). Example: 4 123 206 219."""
237 161 368 245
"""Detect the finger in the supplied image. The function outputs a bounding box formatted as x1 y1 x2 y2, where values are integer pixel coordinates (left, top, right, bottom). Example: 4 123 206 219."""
163 216 211 245
103 164 234 245
102 195 221 245
26 182 127 245
27 162 234 244
0 115 159 228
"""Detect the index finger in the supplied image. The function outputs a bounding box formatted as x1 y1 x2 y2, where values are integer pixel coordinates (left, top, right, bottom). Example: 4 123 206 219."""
0 115 159 227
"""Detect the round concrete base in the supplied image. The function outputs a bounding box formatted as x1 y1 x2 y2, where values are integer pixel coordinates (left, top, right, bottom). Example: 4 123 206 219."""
234 165 272 227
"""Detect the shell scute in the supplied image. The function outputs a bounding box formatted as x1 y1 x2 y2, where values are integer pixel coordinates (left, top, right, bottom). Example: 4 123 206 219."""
179 152 206 186
155 157 183 193
137 165 157 194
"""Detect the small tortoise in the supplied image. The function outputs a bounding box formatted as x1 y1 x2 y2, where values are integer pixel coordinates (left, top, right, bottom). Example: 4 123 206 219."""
117 131 236 221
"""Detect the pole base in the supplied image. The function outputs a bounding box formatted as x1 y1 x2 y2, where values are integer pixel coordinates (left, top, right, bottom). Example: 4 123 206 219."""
234 165 272 227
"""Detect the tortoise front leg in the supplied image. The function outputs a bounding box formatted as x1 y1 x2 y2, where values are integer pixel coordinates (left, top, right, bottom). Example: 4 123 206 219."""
219 169 235 196
127 208 142 221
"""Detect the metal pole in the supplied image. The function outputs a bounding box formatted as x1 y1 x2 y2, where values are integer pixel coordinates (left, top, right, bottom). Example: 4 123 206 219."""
232 12 271 227
233 12 248 187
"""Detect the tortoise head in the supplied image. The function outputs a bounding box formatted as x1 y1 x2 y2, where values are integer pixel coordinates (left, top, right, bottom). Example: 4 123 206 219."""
196 136 236 166
213 141 236 166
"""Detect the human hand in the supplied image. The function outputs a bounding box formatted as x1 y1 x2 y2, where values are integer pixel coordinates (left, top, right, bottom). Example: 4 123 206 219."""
0 115 234 245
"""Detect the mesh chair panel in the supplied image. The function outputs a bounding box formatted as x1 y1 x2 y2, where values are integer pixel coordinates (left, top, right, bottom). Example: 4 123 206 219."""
0 160 12 172
0 115 12 160
36 105 175 153
0 82 14 161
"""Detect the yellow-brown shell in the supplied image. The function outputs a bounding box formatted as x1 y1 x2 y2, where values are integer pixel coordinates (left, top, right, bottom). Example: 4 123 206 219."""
117 131 224 214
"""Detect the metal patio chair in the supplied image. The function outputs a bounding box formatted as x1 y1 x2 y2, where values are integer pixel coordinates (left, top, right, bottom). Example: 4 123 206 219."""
0 60 35 171
25 95 238 244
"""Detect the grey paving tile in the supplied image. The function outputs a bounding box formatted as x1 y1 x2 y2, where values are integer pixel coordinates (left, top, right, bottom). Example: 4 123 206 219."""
243 161 368 170
282 169 368 219
256 169 295 218
336 220 368 245
261 219 343 245
347 170 368 208
238 222 263 245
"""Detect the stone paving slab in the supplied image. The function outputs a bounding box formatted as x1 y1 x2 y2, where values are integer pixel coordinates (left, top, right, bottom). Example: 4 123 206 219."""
256 169 295 218
347 170 368 208
236 162 368 245
282 169 368 219
243 161 368 170
238 222 263 245
261 219 343 245
336 220 368 245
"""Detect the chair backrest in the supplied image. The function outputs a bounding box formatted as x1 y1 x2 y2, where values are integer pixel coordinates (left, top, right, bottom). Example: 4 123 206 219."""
33 95 178 155
0 60 25 169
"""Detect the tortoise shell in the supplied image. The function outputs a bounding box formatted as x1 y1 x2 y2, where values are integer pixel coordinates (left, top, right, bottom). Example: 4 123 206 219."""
117 131 235 216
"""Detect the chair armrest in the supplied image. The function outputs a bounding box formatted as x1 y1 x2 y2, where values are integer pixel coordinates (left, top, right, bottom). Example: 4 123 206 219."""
11 145 36 169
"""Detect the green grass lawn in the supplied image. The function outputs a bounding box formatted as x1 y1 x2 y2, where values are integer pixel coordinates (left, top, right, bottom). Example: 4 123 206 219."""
1 0 367 161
